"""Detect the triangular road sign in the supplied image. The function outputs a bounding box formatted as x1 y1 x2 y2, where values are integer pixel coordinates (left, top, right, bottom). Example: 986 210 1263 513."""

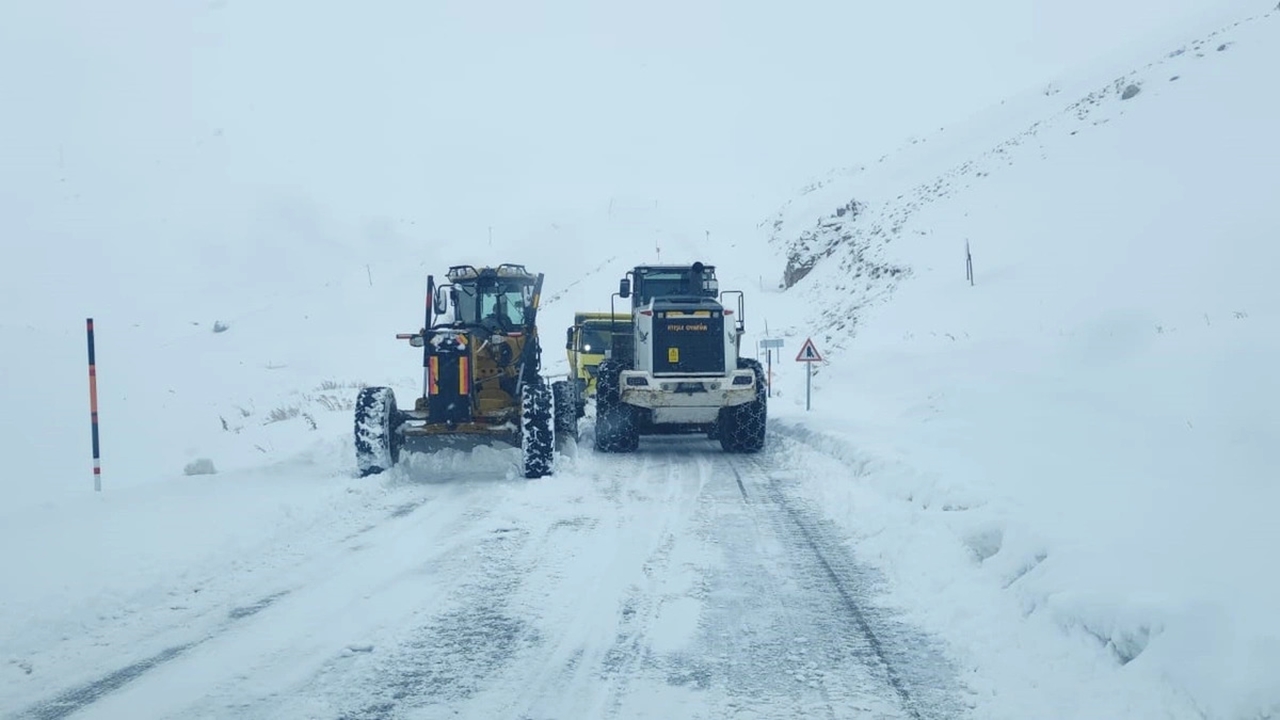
795 337 823 362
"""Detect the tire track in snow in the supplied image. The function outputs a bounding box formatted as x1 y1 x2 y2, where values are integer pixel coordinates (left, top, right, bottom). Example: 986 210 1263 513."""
680 453 892 719
254 454 665 720
493 441 901 719
329 524 542 720
190 479 517 720
392 444 724 720
17 438 963 720
12 644 197 720
477 440 961 719
10 586 294 720
730 450 965 720
719 458 846 720
502 448 715 720
740 458 923 719
596 453 692 719
12 585 297 720
8 469 504 720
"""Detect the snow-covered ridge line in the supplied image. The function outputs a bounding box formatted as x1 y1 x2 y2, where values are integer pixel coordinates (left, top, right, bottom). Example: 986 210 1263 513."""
767 5 1275 348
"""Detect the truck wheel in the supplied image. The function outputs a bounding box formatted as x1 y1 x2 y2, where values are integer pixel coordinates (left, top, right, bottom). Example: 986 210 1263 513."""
355 386 402 476
595 399 639 453
720 359 766 453
593 361 638 452
552 379 579 448
522 379 554 478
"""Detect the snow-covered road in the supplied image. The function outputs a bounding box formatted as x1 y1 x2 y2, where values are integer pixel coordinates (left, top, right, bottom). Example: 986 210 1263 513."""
8 435 963 720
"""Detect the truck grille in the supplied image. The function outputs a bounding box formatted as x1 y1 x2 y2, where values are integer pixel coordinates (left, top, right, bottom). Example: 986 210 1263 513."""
652 312 724 375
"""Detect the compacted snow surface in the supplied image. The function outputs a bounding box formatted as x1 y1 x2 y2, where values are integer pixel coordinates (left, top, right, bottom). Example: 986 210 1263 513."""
3 1 1279 719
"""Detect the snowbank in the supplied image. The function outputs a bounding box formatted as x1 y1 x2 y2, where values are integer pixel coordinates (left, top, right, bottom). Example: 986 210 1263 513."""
765 5 1280 717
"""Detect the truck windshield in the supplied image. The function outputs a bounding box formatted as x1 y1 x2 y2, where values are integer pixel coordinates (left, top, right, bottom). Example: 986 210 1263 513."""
579 325 612 353
636 268 717 304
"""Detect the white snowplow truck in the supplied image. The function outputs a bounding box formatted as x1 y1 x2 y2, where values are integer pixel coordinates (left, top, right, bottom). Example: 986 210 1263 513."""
593 262 766 453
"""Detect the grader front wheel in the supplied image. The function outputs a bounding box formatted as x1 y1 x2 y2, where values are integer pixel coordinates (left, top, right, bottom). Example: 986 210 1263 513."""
522 380 554 478
355 386 402 476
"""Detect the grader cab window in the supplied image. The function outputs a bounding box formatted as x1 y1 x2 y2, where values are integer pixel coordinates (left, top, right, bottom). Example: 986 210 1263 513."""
452 282 529 332
480 290 526 327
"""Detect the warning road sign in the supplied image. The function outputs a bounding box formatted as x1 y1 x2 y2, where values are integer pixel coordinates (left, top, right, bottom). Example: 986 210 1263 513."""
795 337 823 363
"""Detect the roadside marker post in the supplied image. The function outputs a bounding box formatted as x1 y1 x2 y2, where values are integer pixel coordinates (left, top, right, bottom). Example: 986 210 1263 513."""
795 337 823 411
86 318 101 491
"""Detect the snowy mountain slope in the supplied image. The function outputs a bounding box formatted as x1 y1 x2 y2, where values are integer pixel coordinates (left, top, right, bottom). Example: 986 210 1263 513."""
759 5 1280 718
769 0 1279 350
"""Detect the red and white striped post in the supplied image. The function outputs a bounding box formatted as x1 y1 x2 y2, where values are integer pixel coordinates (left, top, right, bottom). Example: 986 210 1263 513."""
86 318 101 491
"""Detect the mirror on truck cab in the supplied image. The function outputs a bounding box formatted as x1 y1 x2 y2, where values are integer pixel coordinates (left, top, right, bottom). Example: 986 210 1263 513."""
619 278 631 299
434 286 449 315
565 326 575 350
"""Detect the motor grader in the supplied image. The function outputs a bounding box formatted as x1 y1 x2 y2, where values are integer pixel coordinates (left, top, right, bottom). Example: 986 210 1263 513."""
354 263 573 479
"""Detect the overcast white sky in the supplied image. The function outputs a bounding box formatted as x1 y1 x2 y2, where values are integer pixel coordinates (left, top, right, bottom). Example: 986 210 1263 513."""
0 0 1238 315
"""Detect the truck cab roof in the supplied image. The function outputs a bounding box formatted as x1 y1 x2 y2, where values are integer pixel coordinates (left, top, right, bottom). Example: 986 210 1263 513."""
627 262 719 307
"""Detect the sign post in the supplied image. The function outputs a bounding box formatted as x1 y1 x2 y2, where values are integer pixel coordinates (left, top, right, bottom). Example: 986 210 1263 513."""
760 338 784 397
795 337 823 411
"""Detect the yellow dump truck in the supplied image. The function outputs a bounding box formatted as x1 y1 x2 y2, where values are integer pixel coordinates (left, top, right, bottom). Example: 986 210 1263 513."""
546 312 631 441
565 312 634 399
